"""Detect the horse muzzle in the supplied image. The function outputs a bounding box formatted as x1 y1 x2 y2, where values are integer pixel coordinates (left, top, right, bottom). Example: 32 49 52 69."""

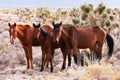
10 40 14 44
53 39 59 44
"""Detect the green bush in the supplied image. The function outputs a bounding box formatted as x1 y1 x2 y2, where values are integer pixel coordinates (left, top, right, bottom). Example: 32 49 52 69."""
96 3 106 14
109 16 114 21
81 5 91 13
106 8 111 14
101 13 107 18
105 20 111 27
82 13 88 20
72 18 80 24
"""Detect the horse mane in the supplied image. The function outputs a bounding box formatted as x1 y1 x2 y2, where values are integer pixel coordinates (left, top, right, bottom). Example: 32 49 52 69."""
16 23 32 37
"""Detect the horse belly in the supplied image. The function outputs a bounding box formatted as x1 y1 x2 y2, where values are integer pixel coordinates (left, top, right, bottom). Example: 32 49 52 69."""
32 40 41 46
77 38 94 49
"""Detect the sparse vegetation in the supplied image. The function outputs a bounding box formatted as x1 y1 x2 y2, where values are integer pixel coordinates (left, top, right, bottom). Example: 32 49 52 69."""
0 3 120 80
72 18 80 25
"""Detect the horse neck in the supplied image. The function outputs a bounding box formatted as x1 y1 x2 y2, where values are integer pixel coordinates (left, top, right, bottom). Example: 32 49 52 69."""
16 25 29 41
39 32 52 46
60 28 69 41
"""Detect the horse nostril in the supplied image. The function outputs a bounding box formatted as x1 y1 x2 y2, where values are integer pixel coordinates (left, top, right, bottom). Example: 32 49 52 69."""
53 39 59 44
10 40 14 44
35 37 38 40
56 40 59 44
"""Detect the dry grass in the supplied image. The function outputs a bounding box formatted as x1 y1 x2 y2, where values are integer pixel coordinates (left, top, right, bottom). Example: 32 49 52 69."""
0 7 120 80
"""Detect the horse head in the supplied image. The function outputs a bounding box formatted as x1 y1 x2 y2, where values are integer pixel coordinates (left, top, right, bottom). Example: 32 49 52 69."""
52 21 62 44
33 23 41 40
8 23 17 44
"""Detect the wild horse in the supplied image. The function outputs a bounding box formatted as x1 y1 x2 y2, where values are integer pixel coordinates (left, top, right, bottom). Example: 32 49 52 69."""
52 22 114 66
33 23 78 72
8 22 41 69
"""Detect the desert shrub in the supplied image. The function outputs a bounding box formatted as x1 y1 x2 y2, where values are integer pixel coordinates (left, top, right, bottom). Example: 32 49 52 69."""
0 44 11 53
105 20 111 27
101 13 107 18
82 13 88 20
95 3 106 14
72 18 79 25
109 15 114 21
106 8 112 14
81 5 90 13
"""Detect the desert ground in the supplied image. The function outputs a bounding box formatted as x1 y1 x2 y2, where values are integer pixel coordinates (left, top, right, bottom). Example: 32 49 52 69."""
0 3 120 80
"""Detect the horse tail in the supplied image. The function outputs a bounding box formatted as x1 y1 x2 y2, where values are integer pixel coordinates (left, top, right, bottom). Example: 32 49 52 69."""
106 33 114 59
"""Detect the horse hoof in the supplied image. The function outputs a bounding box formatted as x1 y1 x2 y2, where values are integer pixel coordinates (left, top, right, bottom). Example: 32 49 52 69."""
50 70 53 72
50 68 53 72
40 68 44 72
61 66 65 70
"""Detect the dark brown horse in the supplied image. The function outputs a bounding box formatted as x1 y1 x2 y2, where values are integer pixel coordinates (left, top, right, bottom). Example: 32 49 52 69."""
8 22 42 69
33 23 77 72
52 22 114 65
33 23 57 72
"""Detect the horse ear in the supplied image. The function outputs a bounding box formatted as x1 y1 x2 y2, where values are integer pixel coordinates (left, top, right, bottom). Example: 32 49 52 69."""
38 23 41 27
56 21 62 28
14 23 16 27
59 21 62 27
52 22 55 26
33 23 35 27
8 23 10 27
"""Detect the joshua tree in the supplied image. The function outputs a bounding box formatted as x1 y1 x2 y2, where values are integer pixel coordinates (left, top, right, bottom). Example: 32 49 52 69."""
105 20 111 27
109 15 114 21
81 4 92 14
80 4 94 24
95 3 106 15
36 7 51 23
69 8 80 17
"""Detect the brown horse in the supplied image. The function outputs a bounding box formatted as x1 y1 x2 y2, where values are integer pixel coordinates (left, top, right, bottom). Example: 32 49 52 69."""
33 23 77 72
52 22 114 65
8 22 42 69
33 23 57 72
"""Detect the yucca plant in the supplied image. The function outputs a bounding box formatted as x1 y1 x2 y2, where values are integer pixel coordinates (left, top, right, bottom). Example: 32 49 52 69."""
95 3 106 14
106 8 112 14
81 4 91 14
82 13 88 21
101 13 107 18
109 15 114 21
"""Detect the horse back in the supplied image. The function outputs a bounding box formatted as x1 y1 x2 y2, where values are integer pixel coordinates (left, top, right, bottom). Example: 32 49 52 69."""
16 23 35 45
71 26 98 48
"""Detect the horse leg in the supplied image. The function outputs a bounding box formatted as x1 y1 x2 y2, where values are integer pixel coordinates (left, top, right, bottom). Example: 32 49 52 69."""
68 53 71 67
80 52 84 66
97 48 102 61
27 45 33 69
22 46 30 69
44 55 49 69
46 50 53 72
40 49 46 72
73 47 78 65
61 47 67 70
45 59 49 68
50 49 55 72
50 57 53 72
